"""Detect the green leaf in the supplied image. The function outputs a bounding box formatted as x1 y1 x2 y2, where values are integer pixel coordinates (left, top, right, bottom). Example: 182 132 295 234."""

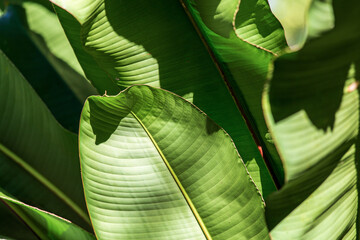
191 0 286 53
0 200 37 240
234 0 287 54
0 189 95 240
0 50 91 230
0 4 83 132
52 0 278 196
53 5 120 95
263 0 360 238
183 0 287 184
268 0 335 50
22 1 98 102
79 85 269 240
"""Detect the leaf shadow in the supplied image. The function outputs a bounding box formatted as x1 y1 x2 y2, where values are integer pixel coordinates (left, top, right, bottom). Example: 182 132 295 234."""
83 0 282 195
0 5 82 132
269 55 350 131
269 0 360 130
266 0 360 231
101 0 275 160
88 97 129 145
265 139 355 229
195 0 233 37
235 0 280 38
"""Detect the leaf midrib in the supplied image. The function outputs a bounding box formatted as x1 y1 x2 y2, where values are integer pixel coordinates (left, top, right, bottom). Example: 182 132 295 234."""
0 143 91 225
178 0 280 188
130 110 212 240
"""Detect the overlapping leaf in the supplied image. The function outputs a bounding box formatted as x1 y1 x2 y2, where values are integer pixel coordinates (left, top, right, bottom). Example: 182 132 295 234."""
51 0 277 196
0 50 91 231
79 85 269 240
22 1 98 102
182 0 287 184
0 4 83 132
0 189 95 240
263 0 360 238
268 0 334 50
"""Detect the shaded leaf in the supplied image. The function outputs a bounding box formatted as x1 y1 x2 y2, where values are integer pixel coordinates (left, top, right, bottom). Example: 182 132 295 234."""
263 0 360 238
183 0 287 185
0 4 83 132
23 1 98 102
51 0 277 196
0 200 37 240
0 50 91 230
0 189 95 240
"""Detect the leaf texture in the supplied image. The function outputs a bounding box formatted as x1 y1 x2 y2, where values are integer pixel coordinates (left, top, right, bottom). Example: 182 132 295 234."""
52 0 276 196
263 0 360 238
182 0 287 184
79 85 269 240
0 50 90 230
0 190 95 240
0 4 83 132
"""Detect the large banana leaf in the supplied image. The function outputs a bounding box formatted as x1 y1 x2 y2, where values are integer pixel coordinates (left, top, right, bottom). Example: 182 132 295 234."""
0 50 91 230
51 5 120 95
182 0 287 185
0 4 83 132
22 1 98 102
79 85 269 240
0 189 95 240
51 0 279 196
263 0 360 238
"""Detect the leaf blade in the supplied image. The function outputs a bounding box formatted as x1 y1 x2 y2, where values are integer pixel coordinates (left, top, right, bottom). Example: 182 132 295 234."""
79 85 269 240
0 190 95 240
263 0 360 238
52 0 278 196
0 49 90 229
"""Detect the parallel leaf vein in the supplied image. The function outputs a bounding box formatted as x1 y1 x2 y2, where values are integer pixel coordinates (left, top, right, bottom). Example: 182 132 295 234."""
129 110 212 240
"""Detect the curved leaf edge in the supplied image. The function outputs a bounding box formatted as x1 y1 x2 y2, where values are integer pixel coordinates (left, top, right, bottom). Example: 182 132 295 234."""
78 84 267 239
49 1 120 95
0 49 91 226
0 192 95 239
89 84 266 203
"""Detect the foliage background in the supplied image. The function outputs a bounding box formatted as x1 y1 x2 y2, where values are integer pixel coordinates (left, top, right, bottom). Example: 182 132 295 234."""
0 0 359 239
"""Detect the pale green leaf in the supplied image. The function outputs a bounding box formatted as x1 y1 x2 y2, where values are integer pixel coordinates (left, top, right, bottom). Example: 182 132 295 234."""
268 0 334 50
79 85 269 240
